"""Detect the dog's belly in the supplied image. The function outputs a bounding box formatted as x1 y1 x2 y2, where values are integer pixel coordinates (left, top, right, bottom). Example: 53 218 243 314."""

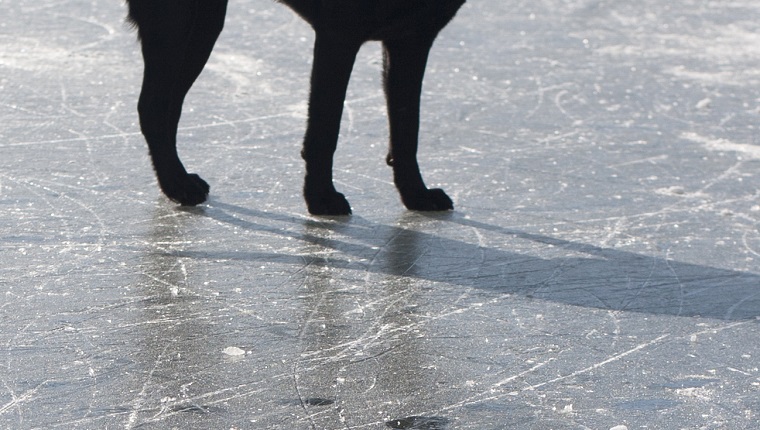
282 0 466 41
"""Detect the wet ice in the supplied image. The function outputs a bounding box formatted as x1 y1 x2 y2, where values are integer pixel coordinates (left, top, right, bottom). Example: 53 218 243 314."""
1 0 759 429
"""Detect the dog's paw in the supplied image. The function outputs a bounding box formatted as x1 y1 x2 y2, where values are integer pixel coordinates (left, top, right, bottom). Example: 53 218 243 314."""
402 188 454 212
306 191 352 216
159 173 210 206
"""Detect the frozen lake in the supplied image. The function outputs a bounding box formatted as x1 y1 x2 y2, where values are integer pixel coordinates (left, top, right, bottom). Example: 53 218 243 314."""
1 0 759 428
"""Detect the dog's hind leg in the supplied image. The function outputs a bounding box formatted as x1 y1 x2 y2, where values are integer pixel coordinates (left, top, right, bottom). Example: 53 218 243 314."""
129 0 228 205
301 34 360 215
383 38 454 211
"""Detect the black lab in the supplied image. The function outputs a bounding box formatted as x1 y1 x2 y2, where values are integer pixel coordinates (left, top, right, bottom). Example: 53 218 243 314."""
126 0 465 215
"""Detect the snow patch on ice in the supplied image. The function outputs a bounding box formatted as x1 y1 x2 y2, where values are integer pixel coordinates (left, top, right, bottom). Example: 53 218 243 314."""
655 185 708 199
675 386 713 401
681 132 760 160
0 36 86 71
205 52 275 96
594 18 760 86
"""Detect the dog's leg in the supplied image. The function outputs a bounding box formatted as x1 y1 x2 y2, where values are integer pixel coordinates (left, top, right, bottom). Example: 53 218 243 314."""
383 38 454 211
301 34 360 215
131 0 228 205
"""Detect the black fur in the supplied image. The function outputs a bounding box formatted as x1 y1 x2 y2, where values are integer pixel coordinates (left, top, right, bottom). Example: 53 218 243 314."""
126 0 465 214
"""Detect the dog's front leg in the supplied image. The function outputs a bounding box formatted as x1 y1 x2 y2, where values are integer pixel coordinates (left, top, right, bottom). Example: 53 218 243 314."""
301 34 360 215
383 38 454 211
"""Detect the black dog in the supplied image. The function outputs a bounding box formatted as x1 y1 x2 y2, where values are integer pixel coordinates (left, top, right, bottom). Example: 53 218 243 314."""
126 0 465 215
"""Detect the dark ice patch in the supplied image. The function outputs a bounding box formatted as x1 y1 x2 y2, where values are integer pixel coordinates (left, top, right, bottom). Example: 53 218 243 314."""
305 397 335 406
386 416 450 429
616 398 680 411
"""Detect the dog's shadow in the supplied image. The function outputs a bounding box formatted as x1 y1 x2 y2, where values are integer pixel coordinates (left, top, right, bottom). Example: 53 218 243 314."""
177 201 759 322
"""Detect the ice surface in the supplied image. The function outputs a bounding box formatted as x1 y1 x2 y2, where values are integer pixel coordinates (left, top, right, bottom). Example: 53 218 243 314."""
1 0 759 428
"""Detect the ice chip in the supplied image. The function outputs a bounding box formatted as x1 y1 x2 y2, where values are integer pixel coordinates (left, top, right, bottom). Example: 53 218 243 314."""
223 346 246 356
